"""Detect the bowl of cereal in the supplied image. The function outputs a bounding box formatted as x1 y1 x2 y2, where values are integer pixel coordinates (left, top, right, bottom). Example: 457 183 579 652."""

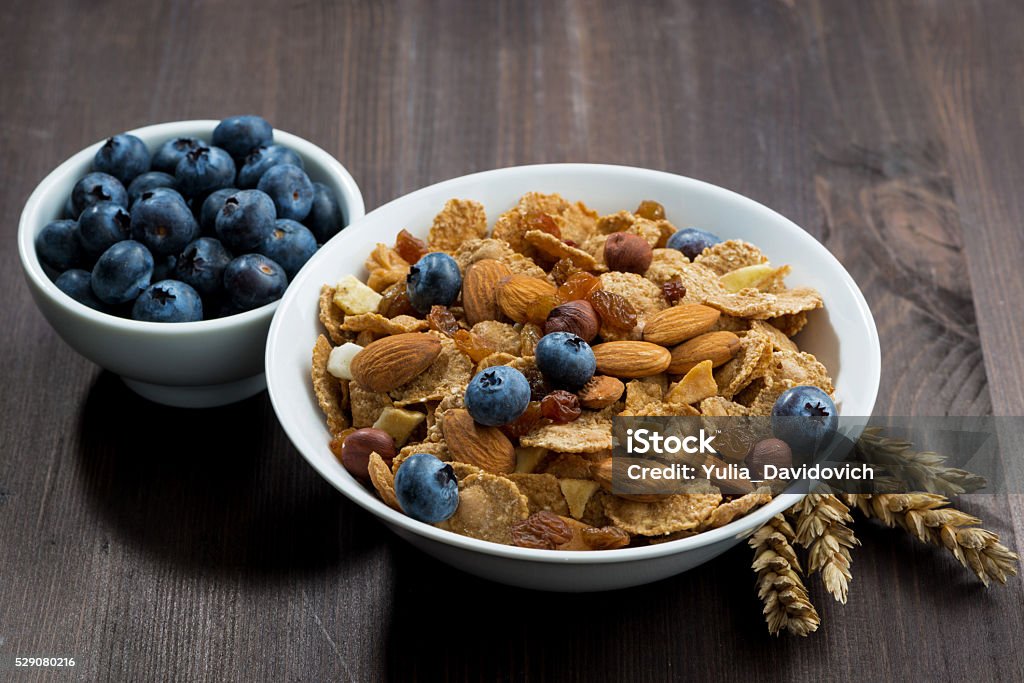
18 118 364 407
265 164 879 591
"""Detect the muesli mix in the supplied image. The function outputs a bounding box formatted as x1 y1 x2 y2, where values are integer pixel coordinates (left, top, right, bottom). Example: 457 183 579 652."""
311 193 834 550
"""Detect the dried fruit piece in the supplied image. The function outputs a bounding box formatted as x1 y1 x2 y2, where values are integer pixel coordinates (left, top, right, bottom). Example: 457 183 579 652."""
582 526 631 550
377 282 418 318
719 263 778 292
501 401 544 440
540 390 582 424
635 200 666 221
557 272 602 301
519 323 544 356
559 479 601 519
544 300 600 342
427 305 460 337
453 329 497 363
661 276 686 305
524 210 561 239
394 228 428 264
525 293 562 326
587 289 637 332
550 257 582 286
511 510 574 549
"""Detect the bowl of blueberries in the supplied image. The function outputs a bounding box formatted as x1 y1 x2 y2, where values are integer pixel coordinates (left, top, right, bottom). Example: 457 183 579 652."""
18 116 364 407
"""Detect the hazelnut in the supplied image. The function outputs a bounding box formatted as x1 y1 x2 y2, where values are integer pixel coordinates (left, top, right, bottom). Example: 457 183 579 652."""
341 428 397 481
746 438 792 480
604 232 653 274
544 300 600 342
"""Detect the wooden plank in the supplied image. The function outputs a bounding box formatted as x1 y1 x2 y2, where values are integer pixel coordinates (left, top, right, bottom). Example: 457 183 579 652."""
0 0 1020 681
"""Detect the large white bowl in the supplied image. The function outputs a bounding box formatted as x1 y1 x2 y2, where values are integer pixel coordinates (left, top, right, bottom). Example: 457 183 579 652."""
265 164 880 591
18 120 364 407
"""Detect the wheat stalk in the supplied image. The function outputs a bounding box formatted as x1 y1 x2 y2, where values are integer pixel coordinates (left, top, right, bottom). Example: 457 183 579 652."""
749 514 820 636
789 493 860 604
847 493 1019 587
855 428 987 495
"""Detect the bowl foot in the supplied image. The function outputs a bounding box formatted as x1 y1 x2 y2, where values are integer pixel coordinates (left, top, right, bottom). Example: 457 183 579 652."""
121 373 266 408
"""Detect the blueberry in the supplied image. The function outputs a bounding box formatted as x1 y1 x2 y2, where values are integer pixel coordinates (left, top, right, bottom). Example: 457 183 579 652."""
393 453 459 524
257 163 314 221
535 332 596 391
223 253 287 311
92 134 150 185
174 237 232 296
771 385 838 455
131 280 203 322
127 171 178 206
405 252 462 314
130 189 199 257
63 196 76 219
152 255 177 282
199 187 238 234
70 172 128 217
236 144 304 189
305 182 346 243
464 366 532 426
78 201 131 257
215 189 276 252
54 269 105 311
666 227 722 260
151 137 206 174
90 240 153 305
212 115 273 160
256 219 317 279
175 146 235 198
36 219 85 271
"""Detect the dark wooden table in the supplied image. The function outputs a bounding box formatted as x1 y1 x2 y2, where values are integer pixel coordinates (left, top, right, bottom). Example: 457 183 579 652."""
3 1 1023 680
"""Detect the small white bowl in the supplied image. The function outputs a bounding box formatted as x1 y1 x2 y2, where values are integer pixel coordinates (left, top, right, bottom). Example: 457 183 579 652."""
265 164 880 591
18 120 364 408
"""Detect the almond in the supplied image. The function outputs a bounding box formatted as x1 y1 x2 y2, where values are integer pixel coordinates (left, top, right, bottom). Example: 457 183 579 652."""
668 331 741 374
441 408 515 473
591 341 672 378
496 275 558 323
577 375 625 409
462 259 512 325
350 332 442 392
642 304 721 346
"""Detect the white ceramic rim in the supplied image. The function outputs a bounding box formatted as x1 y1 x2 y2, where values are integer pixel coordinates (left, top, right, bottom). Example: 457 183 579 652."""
266 163 880 565
18 119 365 335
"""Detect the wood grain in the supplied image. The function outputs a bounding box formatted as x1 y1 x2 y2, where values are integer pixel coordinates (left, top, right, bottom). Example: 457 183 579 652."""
0 1 1021 681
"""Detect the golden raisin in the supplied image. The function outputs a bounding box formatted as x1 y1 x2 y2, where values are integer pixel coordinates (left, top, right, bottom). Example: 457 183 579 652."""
635 200 666 221
453 329 495 363
525 294 562 325
587 289 638 332
582 526 631 550
540 390 581 424
661 276 687 305
520 323 544 356
427 305 460 337
394 229 428 264
549 258 582 286
511 511 574 549
501 401 543 440
557 272 602 301
524 211 561 239
377 283 417 318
